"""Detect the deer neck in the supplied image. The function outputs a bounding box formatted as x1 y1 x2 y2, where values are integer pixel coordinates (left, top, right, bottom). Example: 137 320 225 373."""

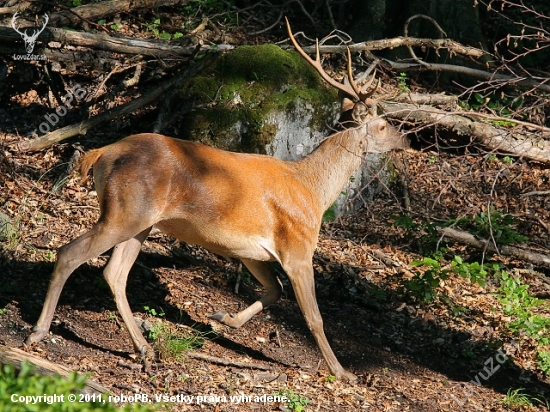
294 127 364 213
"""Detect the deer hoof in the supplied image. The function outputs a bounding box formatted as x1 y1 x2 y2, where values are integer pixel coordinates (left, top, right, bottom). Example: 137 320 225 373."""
208 312 239 328
25 329 47 346
139 345 156 359
339 370 358 383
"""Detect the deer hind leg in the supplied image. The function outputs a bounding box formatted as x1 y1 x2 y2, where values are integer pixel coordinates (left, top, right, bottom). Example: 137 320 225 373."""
210 258 282 328
284 260 357 382
26 222 149 346
102 227 152 356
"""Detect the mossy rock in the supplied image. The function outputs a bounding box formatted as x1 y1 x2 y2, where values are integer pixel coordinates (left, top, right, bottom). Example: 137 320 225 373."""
177 44 338 154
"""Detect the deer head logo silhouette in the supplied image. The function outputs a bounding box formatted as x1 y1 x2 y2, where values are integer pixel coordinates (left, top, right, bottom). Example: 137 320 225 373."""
12 13 49 54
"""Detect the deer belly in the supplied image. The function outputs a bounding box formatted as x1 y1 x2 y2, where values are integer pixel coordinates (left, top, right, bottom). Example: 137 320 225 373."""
154 220 277 262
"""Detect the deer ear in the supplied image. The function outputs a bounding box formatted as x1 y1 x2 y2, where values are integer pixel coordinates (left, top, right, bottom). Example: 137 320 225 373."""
340 98 355 113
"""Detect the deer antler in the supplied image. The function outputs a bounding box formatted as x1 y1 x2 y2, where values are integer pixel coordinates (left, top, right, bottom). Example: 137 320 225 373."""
285 17 378 103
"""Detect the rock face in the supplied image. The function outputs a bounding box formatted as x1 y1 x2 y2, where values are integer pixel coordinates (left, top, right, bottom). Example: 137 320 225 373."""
264 99 338 161
174 44 396 216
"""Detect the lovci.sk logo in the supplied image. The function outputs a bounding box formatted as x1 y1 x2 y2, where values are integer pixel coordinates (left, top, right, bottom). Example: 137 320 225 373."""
11 12 48 61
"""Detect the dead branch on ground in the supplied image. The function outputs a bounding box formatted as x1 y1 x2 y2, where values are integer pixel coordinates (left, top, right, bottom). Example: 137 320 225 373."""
187 352 275 371
439 227 550 269
380 100 550 165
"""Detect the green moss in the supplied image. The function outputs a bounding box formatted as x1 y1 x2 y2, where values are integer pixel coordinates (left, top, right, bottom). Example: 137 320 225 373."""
222 44 321 88
178 44 338 152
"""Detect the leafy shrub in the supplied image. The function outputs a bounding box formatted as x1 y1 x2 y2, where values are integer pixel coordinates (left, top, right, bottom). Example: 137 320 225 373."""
403 253 499 302
0 362 155 412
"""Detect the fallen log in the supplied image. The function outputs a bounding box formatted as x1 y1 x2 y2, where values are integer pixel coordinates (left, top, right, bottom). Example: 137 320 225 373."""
48 0 190 26
380 101 550 165
438 227 550 269
0 26 199 58
393 93 458 106
285 37 489 60
0 0 189 25
0 344 108 394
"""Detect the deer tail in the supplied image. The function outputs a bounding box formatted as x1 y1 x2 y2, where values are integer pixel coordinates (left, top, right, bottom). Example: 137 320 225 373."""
79 148 105 184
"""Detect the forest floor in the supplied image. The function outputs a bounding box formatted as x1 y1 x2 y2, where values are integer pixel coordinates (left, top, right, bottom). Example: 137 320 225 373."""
1 8 550 412
2 113 550 411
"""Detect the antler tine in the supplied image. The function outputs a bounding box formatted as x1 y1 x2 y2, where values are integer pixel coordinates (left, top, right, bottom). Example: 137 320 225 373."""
285 17 359 102
345 47 380 102
361 74 379 100
345 47 362 98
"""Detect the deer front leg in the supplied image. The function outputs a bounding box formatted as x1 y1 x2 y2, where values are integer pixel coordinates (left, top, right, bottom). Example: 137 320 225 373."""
210 259 282 328
102 227 152 357
285 261 357 382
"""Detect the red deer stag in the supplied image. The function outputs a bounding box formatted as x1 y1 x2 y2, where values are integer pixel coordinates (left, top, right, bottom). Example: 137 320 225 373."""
26 19 408 381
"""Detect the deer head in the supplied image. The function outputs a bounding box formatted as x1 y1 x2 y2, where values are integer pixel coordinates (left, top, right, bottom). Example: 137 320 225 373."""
12 13 49 54
286 18 407 155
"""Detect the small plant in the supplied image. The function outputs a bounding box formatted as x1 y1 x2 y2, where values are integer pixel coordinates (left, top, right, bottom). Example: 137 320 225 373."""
500 388 534 409
453 208 528 245
487 153 516 164
143 18 179 40
144 306 165 317
324 375 336 383
322 204 337 222
497 271 550 345
44 250 56 262
145 18 161 36
397 72 410 93
403 255 447 302
106 311 118 321
0 308 7 315
148 322 206 361
460 91 522 124
537 351 550 375
0 213 19 251
369 286 387 302
274 388 310 412
323 186 350 223
450 255 494 287
391 215 440 252
403 254 497 302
